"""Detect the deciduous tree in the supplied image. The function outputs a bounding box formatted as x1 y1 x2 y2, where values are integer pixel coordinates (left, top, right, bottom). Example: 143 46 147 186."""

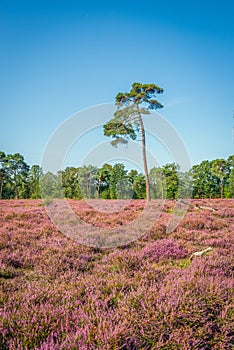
163 163 179 199
149 167 165 199
0 151 7 199
97 164 112 198
5 153 29 199
109 163 129 199
211 159 229 198
29 165 42 199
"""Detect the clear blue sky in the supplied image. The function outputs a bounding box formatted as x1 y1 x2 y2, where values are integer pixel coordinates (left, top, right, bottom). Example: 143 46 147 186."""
1 0 234 169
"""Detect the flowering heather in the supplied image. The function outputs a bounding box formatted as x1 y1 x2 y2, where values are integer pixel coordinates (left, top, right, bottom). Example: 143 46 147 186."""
140 239 188 262
0 199 233 349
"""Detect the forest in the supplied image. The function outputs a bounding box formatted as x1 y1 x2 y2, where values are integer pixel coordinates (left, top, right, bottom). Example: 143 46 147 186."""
0 151 233 200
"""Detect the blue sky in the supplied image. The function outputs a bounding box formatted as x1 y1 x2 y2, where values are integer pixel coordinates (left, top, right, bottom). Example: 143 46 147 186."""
1 0 234 170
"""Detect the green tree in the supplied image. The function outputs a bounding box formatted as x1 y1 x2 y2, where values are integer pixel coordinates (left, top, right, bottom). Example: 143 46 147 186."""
163 163 179 199
177 171 193 198
0 151 7 199
40 171 63 198
128 169 142 199
190 160 216 198
225 155 234 197
127 169 139 184
211 159 229 198
29 165 42 199
97 164 112 198
227 154 234 168
4 153 29 199
149 167 165 199
103 82 164 201
61 167 82 199
132 173 146 199
78 165 97 199
227 167 234 197
109 163 129 199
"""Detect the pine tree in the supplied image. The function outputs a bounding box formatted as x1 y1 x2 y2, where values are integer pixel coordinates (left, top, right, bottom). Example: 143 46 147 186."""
103 82 164 201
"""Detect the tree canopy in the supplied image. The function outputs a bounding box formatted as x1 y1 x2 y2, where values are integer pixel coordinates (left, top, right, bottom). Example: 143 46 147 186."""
0 150 233 200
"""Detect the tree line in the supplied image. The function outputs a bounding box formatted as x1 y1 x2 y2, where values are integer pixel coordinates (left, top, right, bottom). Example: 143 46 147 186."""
0 151 233 200
2 83 233 201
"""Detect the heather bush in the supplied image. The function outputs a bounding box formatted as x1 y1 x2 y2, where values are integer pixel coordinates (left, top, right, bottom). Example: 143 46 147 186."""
140 239 188 262
0 199 233 349
142 222 167 241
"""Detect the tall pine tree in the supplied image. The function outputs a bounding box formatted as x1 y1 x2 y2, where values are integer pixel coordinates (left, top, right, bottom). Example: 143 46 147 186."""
103 82 164 201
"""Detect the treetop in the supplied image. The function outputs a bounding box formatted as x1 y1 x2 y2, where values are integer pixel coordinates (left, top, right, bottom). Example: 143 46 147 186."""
115 82 164 109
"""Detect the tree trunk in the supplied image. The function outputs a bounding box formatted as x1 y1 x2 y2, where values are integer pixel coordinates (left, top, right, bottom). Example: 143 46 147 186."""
0 176 3 199
97 179 101 198
14 171 19 199
220 178 223 199
137 109 150 202
162 183 164 200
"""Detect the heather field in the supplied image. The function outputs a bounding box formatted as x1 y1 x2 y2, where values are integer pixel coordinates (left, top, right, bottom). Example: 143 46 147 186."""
0 199 234 350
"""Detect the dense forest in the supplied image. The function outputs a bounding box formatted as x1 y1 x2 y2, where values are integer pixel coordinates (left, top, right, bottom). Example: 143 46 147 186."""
0 151 233 200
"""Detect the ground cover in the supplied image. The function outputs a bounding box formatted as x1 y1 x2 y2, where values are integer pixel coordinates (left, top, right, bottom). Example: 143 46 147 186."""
0 199 233 349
